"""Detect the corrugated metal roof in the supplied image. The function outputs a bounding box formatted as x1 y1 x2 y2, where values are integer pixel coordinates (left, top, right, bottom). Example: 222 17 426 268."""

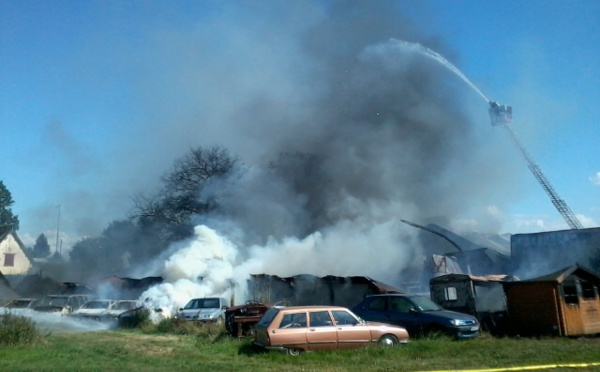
519 263 600 283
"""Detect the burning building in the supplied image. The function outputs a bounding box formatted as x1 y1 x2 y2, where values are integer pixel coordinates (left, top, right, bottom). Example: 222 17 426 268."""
248 274 402 308
511 227 600 278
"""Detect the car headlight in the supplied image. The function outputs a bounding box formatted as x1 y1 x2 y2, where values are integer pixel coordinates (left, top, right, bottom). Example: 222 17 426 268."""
449 319 471 327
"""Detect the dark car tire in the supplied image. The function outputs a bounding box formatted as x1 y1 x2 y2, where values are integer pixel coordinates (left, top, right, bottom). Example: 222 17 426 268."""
378 334 398 347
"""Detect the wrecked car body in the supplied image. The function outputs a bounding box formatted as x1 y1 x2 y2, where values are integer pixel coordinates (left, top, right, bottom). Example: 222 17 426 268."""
225 300 272 337
33 294 88 315
69 299 115 321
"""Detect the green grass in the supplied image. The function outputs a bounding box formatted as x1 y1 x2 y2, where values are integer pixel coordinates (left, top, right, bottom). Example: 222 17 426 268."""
0 327 599 372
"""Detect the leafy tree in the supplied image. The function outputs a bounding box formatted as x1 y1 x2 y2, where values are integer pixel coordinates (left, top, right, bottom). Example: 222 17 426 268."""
33 233 51 258
0 181 19 235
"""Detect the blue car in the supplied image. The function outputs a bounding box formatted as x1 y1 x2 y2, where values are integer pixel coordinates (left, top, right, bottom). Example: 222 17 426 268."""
352 294 479 339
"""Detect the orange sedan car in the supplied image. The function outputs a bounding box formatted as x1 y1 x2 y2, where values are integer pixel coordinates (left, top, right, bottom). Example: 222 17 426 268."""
253 305 409 355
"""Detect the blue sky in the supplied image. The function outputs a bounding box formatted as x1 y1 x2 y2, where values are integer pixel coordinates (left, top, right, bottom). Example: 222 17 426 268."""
1 0 598 252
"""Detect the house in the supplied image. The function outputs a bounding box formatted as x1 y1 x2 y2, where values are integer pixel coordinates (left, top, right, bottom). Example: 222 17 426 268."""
502 263 600 336
0 231 32 275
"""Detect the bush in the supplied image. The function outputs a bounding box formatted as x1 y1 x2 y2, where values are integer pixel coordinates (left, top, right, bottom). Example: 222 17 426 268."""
0 312 44 346
149 317 227 342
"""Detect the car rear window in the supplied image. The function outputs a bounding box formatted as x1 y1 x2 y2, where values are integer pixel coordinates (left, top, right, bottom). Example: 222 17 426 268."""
257 309 279 327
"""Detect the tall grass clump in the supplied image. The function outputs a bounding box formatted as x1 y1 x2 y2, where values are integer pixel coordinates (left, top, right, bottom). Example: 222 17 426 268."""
0 312 44 346
150 317 227 342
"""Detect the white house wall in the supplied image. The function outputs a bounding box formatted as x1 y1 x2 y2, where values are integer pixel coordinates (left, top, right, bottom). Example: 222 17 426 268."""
0 233 32 275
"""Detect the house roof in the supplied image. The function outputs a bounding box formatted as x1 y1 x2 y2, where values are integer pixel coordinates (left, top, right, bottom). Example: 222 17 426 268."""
519 263 600 284
431 273 517 284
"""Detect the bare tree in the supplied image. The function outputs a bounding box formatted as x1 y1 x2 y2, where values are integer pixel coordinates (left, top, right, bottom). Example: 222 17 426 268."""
130 145 238 241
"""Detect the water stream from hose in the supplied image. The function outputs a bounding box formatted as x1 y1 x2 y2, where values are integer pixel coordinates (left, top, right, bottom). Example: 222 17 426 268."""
392 39 490 103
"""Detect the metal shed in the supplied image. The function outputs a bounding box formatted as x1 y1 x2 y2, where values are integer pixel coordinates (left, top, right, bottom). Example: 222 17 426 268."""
430 273 517 333
502 263 600 336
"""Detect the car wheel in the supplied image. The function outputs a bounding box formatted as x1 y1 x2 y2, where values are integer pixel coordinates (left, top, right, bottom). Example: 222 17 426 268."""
285 348 302 356
216 316 225 326
378 334 398 347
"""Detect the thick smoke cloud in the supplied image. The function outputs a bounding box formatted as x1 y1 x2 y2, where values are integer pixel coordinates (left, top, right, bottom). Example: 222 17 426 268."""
118 2 519 312
30 2 521 311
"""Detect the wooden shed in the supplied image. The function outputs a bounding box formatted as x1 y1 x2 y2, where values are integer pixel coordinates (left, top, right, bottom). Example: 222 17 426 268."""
503 263 600 336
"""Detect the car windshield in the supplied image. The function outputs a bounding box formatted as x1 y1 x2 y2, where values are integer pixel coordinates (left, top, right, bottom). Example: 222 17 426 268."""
40 296 68 307
409 296 443 311
5 299 33 308
113 301 137 310
184 298 220 309
82 301 111 309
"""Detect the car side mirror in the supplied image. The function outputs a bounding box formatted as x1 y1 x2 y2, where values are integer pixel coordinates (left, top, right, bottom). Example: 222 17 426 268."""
179 308 183 311
409 308 418 314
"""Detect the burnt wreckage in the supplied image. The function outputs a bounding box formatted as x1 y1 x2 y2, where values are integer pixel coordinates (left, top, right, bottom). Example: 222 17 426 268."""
224 274 402 337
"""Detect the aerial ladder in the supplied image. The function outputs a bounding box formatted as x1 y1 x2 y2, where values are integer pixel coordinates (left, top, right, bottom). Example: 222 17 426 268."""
488 102 583 229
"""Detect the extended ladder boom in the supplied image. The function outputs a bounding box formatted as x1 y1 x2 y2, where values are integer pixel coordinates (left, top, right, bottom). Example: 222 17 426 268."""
501 124 583 229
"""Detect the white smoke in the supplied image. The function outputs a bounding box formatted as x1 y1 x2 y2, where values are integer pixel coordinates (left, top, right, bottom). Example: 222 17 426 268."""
140 218 419 316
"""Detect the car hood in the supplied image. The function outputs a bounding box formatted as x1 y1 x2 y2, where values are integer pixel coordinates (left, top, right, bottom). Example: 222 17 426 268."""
418 310 477 323
180 308 220 316
71 309 107 316
104 309 131 316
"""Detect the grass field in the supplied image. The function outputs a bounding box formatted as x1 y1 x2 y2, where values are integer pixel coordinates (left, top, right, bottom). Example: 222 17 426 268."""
1 328 600 372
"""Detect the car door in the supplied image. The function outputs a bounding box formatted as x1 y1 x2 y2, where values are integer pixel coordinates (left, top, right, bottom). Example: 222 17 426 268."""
386 297 423 335
358 296 389 324
306 310 337 350
331 310 371 349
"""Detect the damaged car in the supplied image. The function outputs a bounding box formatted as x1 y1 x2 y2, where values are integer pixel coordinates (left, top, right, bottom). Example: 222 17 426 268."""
70 299 115 321
253 305 409 355
33 294 88 315
352 294 479 339
102 300 140 322
2 298 39 309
